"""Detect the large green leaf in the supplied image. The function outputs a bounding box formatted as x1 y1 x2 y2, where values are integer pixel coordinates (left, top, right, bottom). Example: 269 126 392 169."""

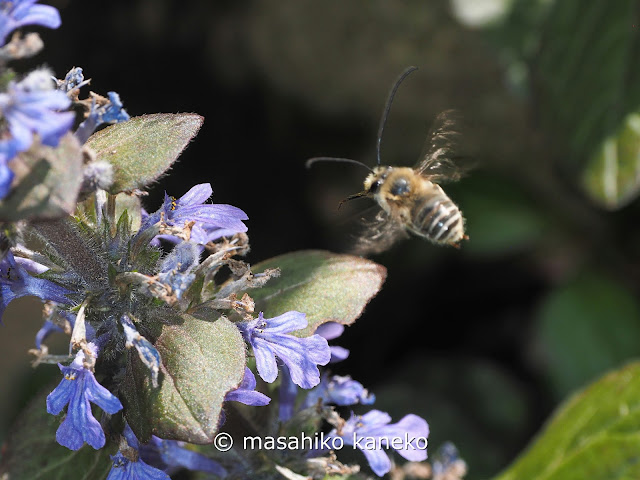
248 250 386 337
122 313 245 444
582 112 640 209
493 362 640 480
536 272 640 399
85 113 204 194
0 388 112 480
0 134 83 221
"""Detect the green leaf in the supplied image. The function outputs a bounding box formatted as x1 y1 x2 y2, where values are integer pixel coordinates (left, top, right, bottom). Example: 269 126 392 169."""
536 272 640 399
0 134 83 221
85 113 204 194
535 0 640 163
0 388 112 480
122 313 245 444
493 362 640 480
582 112 640 209
248 250 386 337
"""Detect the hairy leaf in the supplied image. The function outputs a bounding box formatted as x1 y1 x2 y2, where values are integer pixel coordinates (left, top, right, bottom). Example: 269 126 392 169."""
0 389 112 480
85 113 204 194
582 112 640 209
493 362 640 480
536 272 640 399
122 313 245 444
248 250 386 337
0 134 83 221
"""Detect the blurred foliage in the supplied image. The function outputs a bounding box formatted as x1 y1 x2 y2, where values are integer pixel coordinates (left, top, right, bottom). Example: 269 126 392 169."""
0 388 113 478
535 272 640 399
583 112 640 209
494 362 640 480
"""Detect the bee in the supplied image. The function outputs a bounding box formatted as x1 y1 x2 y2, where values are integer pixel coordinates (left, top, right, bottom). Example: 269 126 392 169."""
307 66 470 255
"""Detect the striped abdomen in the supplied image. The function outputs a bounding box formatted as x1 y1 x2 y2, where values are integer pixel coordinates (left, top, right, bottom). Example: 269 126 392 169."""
410 183 464 245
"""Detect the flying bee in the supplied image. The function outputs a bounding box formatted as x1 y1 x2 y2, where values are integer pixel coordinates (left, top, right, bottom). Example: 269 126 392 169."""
307 66 470 255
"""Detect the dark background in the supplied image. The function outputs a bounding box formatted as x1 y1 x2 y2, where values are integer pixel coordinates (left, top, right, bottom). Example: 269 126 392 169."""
3 1 640 479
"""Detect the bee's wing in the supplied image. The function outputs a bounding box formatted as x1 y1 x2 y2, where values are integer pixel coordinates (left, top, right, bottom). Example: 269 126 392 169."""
415 110 472 182
351 208 408 256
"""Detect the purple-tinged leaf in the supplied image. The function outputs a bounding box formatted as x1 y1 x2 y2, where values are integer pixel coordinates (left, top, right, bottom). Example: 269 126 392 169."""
121 313 245 444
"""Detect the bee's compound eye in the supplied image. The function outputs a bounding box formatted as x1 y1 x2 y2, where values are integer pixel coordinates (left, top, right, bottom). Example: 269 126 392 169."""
390 178 410 196
370 180 382 194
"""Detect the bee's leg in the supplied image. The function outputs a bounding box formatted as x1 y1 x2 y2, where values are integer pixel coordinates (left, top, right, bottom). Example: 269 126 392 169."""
450 235 469 249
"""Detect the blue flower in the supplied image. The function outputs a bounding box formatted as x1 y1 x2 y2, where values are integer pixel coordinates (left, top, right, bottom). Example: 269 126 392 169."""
157 241 200 300
75 91 130 144
0 139 18 199
237 311 331 389
315 322 350 362
107 451 170 480
0 250 69 320
0 0 61 46
432 442 467 479
225 367 271 407
36 310 95 349
303 374 375 409
0 69 74 152
56 66 88 93
278 365 298 422
139 184 248 246
140 436 228 478
35 319 62 348
117 423 226 478
328 410 429 477
46 346 123 450
121 315 161 388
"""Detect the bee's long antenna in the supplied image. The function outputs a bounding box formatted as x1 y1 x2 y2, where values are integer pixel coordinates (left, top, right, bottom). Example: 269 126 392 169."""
305 156 373 172
338 191 369 209
376 66 418 166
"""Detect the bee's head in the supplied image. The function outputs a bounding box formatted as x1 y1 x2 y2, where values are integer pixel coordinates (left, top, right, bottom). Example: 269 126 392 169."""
364 166 392 195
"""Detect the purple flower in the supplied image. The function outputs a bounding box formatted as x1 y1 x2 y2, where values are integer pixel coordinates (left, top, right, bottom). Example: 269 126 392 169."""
238 311 331 389
0 250 69 320
139 184 248 246
107 451 170 480
0 69 74 152
316 322 350 362
46 346 123 450
303 374 375 409
225 367 271 406
0 0 61 46
328 410 429 477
